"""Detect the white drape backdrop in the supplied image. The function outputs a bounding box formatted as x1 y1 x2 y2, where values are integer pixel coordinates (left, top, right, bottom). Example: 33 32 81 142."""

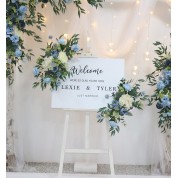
8 0 171 174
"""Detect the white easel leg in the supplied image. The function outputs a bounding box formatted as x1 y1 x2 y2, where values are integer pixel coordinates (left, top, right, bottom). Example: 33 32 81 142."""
105 119 115 176
85 112 90 149
58 112 69 177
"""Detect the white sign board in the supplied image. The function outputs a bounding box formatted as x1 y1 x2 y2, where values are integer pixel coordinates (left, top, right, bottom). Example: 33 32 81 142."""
51 58 124 110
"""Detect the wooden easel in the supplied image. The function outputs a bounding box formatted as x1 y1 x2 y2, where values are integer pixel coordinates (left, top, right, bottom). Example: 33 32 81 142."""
58 111 115 176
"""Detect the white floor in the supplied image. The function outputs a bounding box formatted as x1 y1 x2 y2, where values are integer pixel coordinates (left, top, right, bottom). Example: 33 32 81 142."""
6 173 171 178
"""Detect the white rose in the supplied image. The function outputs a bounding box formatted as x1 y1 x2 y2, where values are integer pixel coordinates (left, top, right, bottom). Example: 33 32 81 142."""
42 57 53 70
59 52 68 63
119 94 134 108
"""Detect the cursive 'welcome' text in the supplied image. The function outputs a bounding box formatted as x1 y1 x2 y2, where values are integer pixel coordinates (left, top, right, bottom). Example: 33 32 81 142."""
70 65 103 75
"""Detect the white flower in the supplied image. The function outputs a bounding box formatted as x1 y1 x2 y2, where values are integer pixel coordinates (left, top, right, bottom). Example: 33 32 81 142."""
119 94 134 108
42 57 53 70
59 52 68 63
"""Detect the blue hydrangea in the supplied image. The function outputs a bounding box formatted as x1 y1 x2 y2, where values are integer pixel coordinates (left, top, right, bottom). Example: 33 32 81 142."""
156 101 163 109
57 72 61 77
161 95 169 103
164 79 170 86
163 70 171 79
120 108 128 116
6 24 13 35
43 78 51 84
111 100 119 107
162 101 171 108
18 6 28 14
33 67 39 76
162 112 171 117
18 15 25 20
53 66 58 73
51 50 59 58
157 80 165 90
71 44 80 52
167 112 171 117
10 35 19 43
58 38 66 45
109 121 118 129
123 83 132 91
161 95 171 108
162 113 167 117
15 49 22 57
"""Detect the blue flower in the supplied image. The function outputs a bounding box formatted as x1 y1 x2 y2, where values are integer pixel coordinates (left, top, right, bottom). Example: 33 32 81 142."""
162 101 171 108
18 15 25 20
156 101 163 109
18 6 28 14
15 49 22 57
161 95 171 108
33 67 39 76
19 20 26 28
53 66 58 73
6 24 13 35
58 38 66 45
167 112 171 117
111 100 119 109
57 72 61 77
157 80 165 90
10 35 19 43
161 95 169 103
164 60 171 67
51 50 59 58
11 0 17 3
163 70 171 79
71 44 80 52
120 108 128 116
109 121 118 129
64 0 73 3
164 79 170 86
43 78 51 84
123 83 132 91
162 113 167 117
162 112 171 117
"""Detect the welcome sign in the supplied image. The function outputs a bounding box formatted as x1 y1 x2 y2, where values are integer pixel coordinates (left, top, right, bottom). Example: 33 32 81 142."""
51 58 124 110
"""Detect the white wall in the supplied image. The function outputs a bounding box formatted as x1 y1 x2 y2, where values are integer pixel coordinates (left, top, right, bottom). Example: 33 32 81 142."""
12 1 170 165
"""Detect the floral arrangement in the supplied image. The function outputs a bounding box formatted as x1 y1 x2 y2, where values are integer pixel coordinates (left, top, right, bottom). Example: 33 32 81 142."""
97 78 148 136
33 34 81 90
39 0 104 17
146 41 171 133
6 0 45 84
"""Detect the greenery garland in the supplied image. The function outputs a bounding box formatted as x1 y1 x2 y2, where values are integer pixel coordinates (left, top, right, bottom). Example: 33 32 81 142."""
146 41 171 133
97 78 149 136
39 0 104 17
33 34 82 90
6 0 45 84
